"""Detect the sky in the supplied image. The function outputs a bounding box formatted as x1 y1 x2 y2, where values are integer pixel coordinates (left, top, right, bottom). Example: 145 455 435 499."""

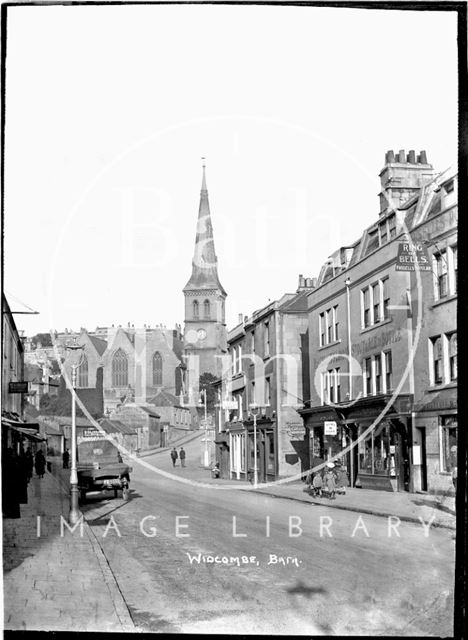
3 3 458 337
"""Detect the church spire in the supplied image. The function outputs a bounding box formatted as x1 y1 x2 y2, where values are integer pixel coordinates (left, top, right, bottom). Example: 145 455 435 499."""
183 160 226 295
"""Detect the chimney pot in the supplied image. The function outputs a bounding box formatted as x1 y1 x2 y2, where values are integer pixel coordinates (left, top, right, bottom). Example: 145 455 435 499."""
386 150 395 163
420 150 427 164
238 313 243 324
408 150 416 163
398 149 406 163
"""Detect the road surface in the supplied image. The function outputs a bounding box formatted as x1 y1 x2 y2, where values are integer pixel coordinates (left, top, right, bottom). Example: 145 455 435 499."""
77 435 454 635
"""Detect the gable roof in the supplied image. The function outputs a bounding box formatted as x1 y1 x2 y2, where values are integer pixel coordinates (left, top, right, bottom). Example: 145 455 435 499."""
97 418 137 436
147 389 182 408
88 334 107 356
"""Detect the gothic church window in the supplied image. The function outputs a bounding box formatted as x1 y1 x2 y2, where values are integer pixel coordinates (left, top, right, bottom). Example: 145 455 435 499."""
193 300 199 319
153 351 163 386
204 299 211 319
78 355 88 388
112 348 128 387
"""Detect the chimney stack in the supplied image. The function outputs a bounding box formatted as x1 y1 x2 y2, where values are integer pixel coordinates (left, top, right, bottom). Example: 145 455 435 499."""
238 313 243 325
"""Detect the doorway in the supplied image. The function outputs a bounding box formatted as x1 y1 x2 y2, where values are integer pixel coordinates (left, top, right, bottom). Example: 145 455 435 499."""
416 427 428 491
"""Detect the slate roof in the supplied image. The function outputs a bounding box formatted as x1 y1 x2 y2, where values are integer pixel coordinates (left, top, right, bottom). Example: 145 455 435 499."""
88 334 107 356
139 406 161 419
147 389 181 407
98 418 137 436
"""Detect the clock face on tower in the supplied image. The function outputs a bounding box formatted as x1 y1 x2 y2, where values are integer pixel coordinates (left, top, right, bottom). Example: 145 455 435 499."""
197 328 207 341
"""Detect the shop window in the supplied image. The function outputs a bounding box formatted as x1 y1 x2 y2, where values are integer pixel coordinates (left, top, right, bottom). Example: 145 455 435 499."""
112 349 128 387
440 416 457 472
78 355 88 388
193 300 199 319
448 333 457 381
266 431 275 474
240 433 246 472
358 421 396 476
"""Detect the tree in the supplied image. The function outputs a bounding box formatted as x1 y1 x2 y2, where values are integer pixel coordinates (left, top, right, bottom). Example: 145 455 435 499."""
31 333 53 348
199 372 218 413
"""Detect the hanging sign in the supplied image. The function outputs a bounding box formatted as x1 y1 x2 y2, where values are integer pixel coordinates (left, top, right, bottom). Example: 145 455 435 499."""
324 421 337 435
395 242 431 271
9 381 29 393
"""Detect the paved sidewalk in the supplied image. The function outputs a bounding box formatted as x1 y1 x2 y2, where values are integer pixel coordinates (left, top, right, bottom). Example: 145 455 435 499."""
137 444 456 530
2 470 135 632
252 482 456 530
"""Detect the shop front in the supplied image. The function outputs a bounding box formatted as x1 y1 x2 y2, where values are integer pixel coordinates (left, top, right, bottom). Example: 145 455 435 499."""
344 394 412 492
301 394 413 491
245 417 276 482
302 407 356 488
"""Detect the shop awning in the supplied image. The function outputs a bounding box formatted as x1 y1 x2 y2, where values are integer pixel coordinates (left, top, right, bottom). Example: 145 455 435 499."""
8 426 46 442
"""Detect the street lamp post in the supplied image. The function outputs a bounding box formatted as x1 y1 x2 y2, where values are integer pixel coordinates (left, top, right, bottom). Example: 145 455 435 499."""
248 403 268 488
199 388 209 468
65 337 85 524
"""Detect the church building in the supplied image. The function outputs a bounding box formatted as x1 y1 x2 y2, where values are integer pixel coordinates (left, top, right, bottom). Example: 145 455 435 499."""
183 163 228 383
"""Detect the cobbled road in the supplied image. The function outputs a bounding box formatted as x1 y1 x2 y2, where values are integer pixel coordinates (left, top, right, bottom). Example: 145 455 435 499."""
79 443 454 635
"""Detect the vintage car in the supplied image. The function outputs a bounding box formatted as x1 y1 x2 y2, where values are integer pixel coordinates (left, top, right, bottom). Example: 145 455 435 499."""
77 429 132 502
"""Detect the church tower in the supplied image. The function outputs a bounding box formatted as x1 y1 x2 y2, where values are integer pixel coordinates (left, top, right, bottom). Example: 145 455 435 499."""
183 161 227 379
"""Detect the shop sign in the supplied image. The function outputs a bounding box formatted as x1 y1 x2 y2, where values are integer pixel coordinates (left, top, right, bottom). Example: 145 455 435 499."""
286 422 306 439
324 421 337 435
412 445 421 465
8 381 29 394
395 242 431 272
222 400 238 410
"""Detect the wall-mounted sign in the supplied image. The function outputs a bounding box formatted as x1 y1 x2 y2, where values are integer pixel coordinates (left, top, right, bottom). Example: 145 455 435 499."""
286 423 306 439
8 381 29 394
324 421 337 435
222 400 238 410
395 242 431 272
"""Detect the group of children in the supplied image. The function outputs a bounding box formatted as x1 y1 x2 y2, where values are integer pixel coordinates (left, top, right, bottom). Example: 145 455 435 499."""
307 460 348 500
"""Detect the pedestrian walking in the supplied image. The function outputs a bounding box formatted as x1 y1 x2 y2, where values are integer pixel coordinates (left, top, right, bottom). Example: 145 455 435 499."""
323 463 336 499
62 449 70 469
311 471 323 497
17 450 30 504
35 450 46 478
25 448 33 481
334 460 348 495
179 447 186 467
170 447 178 467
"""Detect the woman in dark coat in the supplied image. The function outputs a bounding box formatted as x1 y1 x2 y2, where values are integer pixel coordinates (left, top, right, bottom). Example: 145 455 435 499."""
35 450 46 478
2 448 21 518
17 450 30 503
